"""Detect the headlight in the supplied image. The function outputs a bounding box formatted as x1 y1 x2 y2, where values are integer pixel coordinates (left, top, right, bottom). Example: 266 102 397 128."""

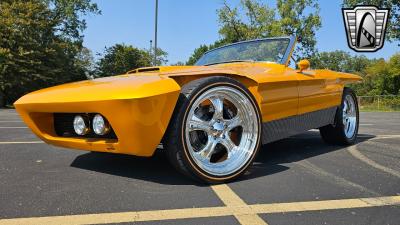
92 114 110 135
73 115 89 135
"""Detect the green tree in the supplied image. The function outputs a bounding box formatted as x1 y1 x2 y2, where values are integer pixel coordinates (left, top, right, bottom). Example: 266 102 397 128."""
311 51 400 96
153 47 169 66
388 53 400 94
0 0 100 107
95 44 168 77
218 0 321 58
186 40 228 65
186 45 210 65
187 0 321 64
343 0 400 42
310 50 372 73
75 47 96 79
363 53 400 95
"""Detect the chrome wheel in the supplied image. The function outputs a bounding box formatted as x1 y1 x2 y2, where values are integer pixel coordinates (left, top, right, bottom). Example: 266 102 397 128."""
184 86 259 176
343 94 357 138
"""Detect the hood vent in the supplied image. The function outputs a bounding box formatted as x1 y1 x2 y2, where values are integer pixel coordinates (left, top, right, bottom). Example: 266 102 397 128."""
127 67 160 74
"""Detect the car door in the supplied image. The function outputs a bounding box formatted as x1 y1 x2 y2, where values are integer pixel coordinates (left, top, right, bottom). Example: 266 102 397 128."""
296 69 342 115
255 64 299 122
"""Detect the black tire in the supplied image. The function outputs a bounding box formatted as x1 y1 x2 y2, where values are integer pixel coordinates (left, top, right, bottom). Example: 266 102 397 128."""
319 87 359 145
163 76 262 183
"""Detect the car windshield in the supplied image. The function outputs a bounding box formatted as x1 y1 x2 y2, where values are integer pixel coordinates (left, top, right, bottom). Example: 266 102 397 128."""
195 38 291 66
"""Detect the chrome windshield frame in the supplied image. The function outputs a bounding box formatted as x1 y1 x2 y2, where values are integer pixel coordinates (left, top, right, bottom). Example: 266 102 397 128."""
195 36 296 66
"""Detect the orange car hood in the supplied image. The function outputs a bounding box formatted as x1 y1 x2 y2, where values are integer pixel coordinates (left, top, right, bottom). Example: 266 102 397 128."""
14 74 181 105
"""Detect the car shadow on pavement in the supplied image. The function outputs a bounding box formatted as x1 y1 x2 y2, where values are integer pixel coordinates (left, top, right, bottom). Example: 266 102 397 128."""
70 131 375 185
240 131 375 181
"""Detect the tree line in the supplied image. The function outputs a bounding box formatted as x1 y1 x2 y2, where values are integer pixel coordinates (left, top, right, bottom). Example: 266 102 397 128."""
0 0 100 106
311 51 400 96
0 0 399 107
0 0 167 107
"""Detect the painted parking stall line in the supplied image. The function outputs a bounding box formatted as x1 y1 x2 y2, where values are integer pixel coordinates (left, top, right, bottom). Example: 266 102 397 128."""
211 184 268 225
250 195 400 214
0 195 399 225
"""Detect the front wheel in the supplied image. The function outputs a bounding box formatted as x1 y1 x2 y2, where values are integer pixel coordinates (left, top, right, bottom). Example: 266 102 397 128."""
164 76 262 183
319 88 359 145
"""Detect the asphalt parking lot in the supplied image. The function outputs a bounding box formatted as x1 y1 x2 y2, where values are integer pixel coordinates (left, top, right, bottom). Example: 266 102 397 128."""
0 109 399 225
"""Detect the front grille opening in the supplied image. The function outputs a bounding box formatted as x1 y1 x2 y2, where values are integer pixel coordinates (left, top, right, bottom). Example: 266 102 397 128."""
54 113 117 140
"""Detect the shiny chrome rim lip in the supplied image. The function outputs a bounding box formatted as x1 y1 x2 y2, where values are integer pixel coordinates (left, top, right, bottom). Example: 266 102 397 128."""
343 94 357 139
184 86 259 176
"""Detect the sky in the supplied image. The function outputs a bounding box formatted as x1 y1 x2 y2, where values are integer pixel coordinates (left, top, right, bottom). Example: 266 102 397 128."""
82 0 399 64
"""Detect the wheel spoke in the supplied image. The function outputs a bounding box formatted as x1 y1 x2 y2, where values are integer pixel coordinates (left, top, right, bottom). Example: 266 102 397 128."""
220 136 236 152
343 100 348 113
343 100 349 125
348 117 355 133
209 96 224 120
226 114 242 130
188 115 211 133
347 120 351 133
342 94 358 138
349 101 355 116
196 138 218 160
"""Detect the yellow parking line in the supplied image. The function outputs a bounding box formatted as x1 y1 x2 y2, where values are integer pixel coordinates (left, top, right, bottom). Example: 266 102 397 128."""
235 214 268 225
0 207 234 225
0 196 399 225
250 195 400 214
211 184 267 225
0 141 44 144
211 184 247 206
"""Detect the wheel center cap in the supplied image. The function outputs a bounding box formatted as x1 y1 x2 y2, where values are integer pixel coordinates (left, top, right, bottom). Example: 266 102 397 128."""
212 122 224 136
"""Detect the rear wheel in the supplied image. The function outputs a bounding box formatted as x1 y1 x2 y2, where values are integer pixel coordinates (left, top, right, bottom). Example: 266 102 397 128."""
319 88 359 145
164 76 262 183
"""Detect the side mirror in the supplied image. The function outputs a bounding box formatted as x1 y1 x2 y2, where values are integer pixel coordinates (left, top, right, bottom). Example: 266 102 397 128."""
297 59 310 72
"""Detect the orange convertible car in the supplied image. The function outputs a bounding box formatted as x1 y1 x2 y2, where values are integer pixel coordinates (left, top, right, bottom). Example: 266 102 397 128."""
15 36 362 182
